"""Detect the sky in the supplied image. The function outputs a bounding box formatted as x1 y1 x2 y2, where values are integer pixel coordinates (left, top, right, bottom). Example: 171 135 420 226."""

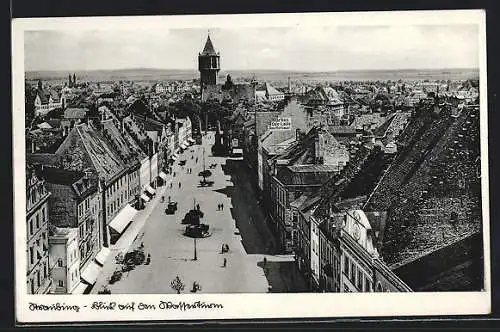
24 25 480 72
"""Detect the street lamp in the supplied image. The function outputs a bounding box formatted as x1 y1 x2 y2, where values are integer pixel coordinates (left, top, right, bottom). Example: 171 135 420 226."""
193 197 198 261
194 237 197 261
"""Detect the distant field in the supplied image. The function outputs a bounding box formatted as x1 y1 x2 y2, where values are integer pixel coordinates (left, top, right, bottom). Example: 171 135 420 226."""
25 68 479 84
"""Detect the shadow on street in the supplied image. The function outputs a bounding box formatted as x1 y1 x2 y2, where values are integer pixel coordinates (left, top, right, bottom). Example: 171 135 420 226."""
257 260 308 293
220 159 276 255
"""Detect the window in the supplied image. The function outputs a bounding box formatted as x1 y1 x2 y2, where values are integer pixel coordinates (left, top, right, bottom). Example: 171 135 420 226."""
42 207 45 221
344 256 349 275
357 270 363 291
364 278 371 292
376 283 383 292
30 279 35 294
29 247 34 264
37 270 41 287
57 258 63 267
43 262 47 279
350 262 356 282
80 247 85 260
35 214 40 229
28 218 33 236
58 280 64 287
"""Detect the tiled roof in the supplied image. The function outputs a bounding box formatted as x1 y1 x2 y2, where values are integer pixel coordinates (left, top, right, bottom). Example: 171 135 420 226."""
265 83 283 96
64 108 88 119
287 164 341 173
329 126 357 135
351 113 387 131
101 119 144 164
364 107 481 267
26 153 58 167
277 166 335 186
74 124 126 183
39 166 84 186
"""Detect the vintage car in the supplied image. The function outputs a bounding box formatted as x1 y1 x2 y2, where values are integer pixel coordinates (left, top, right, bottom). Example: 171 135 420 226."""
165 201 178 214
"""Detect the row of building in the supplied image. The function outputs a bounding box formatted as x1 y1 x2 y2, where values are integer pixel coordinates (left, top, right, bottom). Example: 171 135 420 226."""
26 104 193 294
218 81 481 293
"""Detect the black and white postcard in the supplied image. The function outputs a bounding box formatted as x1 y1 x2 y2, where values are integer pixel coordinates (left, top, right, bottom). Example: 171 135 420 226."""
12 10 490 323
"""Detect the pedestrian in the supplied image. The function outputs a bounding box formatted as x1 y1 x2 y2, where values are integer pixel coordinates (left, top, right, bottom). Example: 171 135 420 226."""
170 183 172 189
225 244 229 252
221 244 225 253
223 257 227 267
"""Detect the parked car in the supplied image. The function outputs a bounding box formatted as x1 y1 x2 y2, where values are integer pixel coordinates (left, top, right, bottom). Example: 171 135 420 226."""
165 201 178 214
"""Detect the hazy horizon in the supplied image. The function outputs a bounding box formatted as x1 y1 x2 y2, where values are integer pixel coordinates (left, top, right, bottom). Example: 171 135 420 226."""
26 66 479 74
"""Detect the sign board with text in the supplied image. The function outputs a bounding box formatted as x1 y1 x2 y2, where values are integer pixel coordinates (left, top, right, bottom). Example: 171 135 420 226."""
270 118 292 131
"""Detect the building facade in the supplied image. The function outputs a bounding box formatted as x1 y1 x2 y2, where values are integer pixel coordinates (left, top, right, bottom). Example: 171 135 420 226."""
48 227 80 294
26 164 52 294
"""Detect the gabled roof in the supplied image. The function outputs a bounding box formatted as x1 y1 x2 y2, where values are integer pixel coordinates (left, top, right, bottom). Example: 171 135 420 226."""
72 124 126 183
100 118 145 164
265 83 283 96
64 108 88 119
201 35 217 55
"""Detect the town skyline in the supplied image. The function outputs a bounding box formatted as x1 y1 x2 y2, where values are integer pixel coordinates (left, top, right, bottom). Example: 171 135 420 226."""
25 25 480 72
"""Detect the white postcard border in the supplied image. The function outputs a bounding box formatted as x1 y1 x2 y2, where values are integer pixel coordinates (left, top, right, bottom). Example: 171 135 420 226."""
12 10 490 324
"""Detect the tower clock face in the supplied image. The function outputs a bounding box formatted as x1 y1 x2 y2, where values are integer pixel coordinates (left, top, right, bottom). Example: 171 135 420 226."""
353 224 361 241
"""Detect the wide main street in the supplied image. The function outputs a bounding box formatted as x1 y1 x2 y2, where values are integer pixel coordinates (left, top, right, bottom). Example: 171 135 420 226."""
91 132 307 294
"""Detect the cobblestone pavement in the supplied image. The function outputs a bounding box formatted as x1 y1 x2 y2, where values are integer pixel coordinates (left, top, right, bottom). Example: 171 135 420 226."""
91 132 307 294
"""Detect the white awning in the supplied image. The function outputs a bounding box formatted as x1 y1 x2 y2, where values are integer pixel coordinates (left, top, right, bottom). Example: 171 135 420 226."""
180 143 188 149
81 262 102 285
183 140 190 146
188 138 195 143
145 185 156 195
94 247 111 266
72 282 89 294
140 193 150 202
171 155 178 161
108 204 138 235
159 171 168 180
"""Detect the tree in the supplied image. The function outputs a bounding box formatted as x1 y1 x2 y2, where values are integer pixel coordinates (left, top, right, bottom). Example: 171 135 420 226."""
171 275 185 294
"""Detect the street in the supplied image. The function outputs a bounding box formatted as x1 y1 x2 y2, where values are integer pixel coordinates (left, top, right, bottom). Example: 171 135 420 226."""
91 132 307 294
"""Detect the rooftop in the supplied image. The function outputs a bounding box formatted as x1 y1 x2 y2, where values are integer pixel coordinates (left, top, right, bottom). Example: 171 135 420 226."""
364 106 482 267
201 35 218 56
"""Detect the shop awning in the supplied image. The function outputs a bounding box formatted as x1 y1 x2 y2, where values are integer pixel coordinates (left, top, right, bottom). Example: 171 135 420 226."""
108 204 138 235
140 193 150 202
72 282 89 294
81 262 102 285
145 185 156 195
188 137 195 143
94 247 111 266
159 171 168 180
